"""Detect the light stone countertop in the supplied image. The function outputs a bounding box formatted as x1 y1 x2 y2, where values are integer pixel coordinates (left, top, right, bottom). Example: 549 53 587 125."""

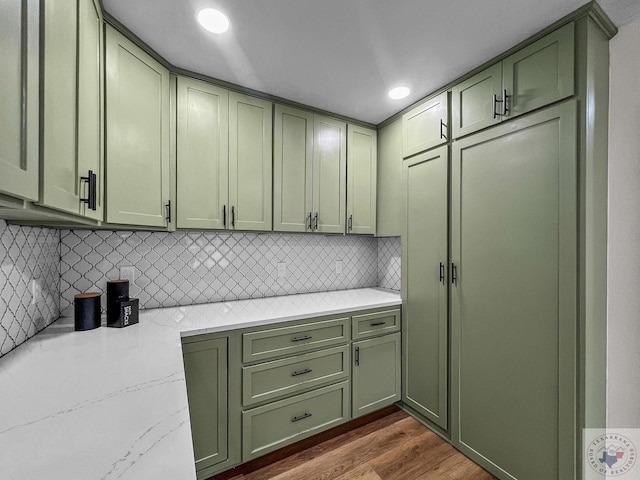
0 288 401 480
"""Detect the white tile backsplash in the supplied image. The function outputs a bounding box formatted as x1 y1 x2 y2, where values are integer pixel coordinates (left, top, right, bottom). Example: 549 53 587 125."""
0 221 401 357
0 220 60 357
60 230 381 316
378 236 401 291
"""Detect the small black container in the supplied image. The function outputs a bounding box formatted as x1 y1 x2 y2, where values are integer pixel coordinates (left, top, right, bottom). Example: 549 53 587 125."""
107 280 129 325
108 298 139 328
74 292 102 331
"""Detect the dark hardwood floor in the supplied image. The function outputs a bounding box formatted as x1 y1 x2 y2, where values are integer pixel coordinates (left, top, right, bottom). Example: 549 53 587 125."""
221 410 497 480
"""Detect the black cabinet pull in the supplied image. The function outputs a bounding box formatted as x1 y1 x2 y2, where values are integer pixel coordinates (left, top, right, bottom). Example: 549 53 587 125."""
314 212 318 231
291 335 312 343
231 206 235 227
165 200 171 223
307 212 312 230
348 215 353 231
355 346 360 366
440 119 447 140
291 412 312 423
451 263 458 285
223 205 227 227
370 321 386 327
80 170 97 211
439 262 445 283
291 368 313 377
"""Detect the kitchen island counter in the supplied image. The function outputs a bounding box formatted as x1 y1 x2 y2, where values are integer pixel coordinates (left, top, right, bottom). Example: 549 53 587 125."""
0 288 401 480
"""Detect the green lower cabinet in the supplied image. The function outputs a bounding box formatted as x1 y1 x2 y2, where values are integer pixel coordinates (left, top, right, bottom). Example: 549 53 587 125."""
182 335 241 479
352 333 401 418
242 381 350 460
450 101 577 480
242 345 350 407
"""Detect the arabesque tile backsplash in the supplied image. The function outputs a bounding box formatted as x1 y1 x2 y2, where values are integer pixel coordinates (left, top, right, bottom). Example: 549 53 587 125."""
1 217 401 358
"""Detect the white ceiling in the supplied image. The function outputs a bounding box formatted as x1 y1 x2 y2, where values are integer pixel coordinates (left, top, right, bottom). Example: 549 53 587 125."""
103 0 640 125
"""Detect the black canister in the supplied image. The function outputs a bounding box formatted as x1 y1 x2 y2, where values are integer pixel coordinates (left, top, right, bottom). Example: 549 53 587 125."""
107 280 129 325
74 292 102 331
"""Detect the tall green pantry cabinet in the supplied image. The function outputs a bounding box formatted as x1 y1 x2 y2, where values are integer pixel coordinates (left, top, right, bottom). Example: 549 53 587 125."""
398 11 612 480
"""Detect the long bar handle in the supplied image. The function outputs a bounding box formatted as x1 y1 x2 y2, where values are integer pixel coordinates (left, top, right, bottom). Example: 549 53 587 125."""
223 205 227 227
348 215 353 231
307 212 313 230
440 119 447 140
231 206 235 228
439 262 445 283
370 321 386 327
291 335 312 343
165 200 171 223
451 263 458 285
314 212 318 231
291 368 313 377
355 346 360 366
80 170 97 211
291 412 312 423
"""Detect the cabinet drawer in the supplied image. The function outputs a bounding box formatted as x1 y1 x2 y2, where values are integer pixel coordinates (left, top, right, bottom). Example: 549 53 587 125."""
242 345 350 407
352 309 400 340
242 381 350 460
242 317 350 363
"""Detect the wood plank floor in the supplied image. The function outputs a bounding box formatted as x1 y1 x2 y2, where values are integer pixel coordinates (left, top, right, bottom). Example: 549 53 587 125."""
223 410 497 480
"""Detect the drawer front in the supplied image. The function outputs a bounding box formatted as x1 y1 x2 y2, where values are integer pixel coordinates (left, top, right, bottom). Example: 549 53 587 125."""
242 317 350 363
242 381 350 460
352 309 400 340
242 345 350 407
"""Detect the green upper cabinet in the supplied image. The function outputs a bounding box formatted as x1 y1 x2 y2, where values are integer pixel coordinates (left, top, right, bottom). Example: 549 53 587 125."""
402 91 448 158
105 25 171 227
503 23 574 117
452 23 574 138
346 125 377 235
376 117 403 237
402 145 449 430
41 0 103 220
312 115 347 234
0 0 39 202
229 92 273 231
451 63 503 138
273 105 313 232
273 106 346 234
176 77 229 230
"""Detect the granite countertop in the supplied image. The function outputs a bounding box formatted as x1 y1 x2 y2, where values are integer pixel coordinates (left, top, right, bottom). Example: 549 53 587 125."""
0 288 401 480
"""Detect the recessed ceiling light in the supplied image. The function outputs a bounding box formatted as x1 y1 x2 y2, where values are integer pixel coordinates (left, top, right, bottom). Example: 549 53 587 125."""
197 8 230 34
388 86 410 100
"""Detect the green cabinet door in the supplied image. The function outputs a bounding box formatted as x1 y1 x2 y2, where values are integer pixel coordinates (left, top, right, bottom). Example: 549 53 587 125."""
41 0 103 219
229 92 272 231
41 0 78 214
0 0 38 201
273 105 314 232
376 117 403 237
450 102 577 480
352 333 401 418
176 77 229 229
402 91 448 158
77 0 104 221
452 63 502 139
313 115 347 234
346 125 377 235
182 337 229 474
402 145 448 430
503 23 574 118
105 25 170 227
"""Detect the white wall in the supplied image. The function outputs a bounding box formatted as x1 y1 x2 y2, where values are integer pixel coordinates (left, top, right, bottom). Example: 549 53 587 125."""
607 18 640 428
